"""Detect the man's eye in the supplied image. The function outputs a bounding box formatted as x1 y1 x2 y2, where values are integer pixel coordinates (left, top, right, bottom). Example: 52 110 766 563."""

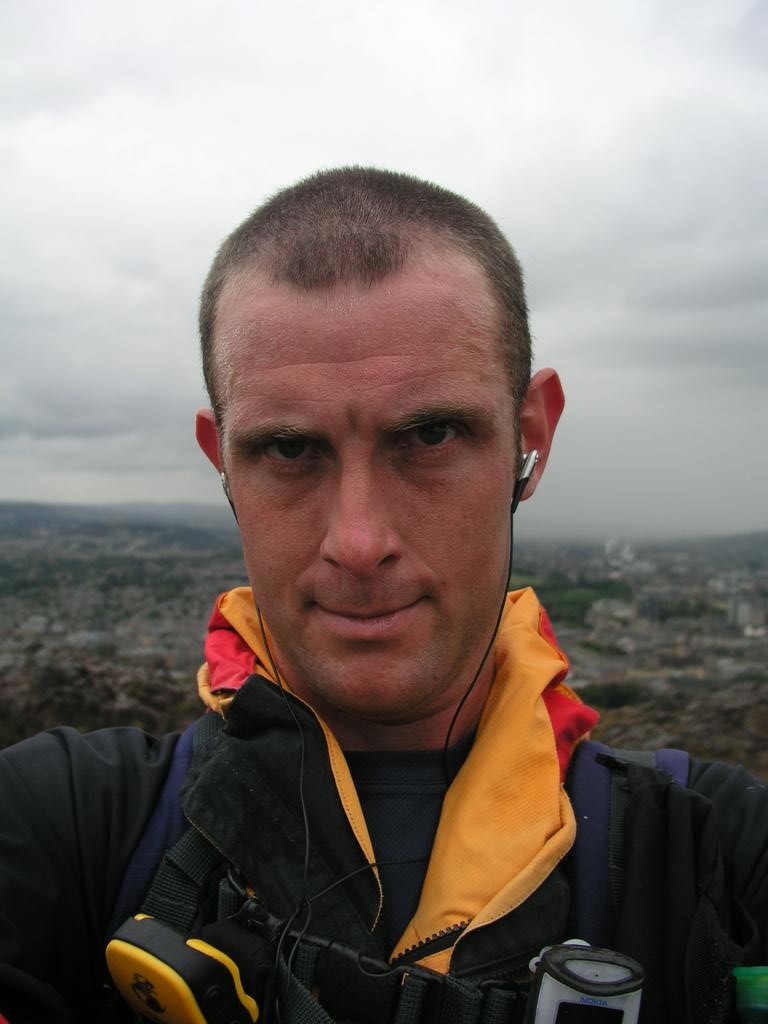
265 438 308 460
414 422 457 446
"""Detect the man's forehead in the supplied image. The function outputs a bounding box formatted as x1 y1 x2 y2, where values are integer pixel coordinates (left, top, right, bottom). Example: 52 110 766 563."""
213 244 501 368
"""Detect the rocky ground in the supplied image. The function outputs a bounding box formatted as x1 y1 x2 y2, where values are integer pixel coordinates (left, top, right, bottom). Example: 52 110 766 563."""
3 656 766 780
0 657 203 749
589 678 768 778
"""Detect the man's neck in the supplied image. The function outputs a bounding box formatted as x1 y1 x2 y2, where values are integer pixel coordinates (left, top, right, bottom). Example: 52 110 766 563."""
304 660 495 752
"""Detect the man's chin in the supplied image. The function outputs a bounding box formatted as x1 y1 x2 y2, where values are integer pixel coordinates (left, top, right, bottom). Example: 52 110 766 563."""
286 661 443 722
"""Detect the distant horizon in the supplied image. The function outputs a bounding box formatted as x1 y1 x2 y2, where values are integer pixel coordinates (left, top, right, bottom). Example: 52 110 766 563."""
2 497 765 548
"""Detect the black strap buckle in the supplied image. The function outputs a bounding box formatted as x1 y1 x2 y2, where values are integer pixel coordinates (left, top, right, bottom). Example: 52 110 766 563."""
293 934 523 1024
238 900 525 1024
301 934 440 1024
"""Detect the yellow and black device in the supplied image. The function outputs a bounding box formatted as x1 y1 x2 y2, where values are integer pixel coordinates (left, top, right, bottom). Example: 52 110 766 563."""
106 914 265 1024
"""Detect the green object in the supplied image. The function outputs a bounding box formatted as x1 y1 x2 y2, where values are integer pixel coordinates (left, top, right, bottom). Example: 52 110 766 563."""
734 967 768 1023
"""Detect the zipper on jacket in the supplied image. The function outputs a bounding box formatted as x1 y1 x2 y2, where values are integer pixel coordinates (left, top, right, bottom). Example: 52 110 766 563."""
392 919 544 985
390 920 469 966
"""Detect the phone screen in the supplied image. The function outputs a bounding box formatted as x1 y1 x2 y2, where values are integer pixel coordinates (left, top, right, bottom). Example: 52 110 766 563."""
555 1004 623 1022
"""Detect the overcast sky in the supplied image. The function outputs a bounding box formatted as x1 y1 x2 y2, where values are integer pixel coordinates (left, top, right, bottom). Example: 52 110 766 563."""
1 0 766 540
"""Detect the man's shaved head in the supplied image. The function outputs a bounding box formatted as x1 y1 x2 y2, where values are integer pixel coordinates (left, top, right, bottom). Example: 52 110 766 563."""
199 167 532 423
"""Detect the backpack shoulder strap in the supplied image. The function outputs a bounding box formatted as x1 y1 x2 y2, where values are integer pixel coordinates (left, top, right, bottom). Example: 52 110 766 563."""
566 738 689 946
106 712 224 937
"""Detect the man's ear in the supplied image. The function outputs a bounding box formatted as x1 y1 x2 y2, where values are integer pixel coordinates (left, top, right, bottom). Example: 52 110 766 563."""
195 409 223 473
517 368 565 501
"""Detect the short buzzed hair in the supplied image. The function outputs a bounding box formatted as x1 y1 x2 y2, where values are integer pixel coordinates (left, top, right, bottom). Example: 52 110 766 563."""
200 167 531 423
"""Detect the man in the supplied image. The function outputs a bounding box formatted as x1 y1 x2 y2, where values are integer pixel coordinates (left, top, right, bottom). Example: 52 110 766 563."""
194 165 563 752
0 168 765 1023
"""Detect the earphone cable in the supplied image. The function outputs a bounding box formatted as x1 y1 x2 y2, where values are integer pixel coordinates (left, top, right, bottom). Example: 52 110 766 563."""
440 502 514 785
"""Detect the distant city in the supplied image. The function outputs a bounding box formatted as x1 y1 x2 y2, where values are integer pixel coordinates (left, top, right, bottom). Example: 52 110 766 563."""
512 530 767 694
1 501 765 775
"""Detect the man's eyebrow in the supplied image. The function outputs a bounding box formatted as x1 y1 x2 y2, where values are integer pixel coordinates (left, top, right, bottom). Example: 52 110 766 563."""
229 421 315 452
386 403 496 433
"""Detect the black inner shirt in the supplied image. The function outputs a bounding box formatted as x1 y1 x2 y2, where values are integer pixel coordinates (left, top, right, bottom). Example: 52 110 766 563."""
344 732 475 953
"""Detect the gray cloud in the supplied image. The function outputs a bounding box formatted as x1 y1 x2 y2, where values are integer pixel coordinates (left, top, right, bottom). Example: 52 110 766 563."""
0 0 765 536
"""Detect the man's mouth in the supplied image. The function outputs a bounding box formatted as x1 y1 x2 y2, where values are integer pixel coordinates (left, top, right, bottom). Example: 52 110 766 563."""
311 598 425 639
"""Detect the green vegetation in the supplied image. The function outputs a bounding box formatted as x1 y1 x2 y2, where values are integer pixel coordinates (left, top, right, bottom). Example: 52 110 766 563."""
580 639 629 655
517 572 632 625
577 681 651 709
657 598 712 621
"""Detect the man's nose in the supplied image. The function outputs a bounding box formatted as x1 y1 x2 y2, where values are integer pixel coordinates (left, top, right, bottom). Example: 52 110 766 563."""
319 464 401 576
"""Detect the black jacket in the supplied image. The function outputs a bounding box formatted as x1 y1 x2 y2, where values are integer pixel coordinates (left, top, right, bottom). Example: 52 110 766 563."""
1 689 767 1023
